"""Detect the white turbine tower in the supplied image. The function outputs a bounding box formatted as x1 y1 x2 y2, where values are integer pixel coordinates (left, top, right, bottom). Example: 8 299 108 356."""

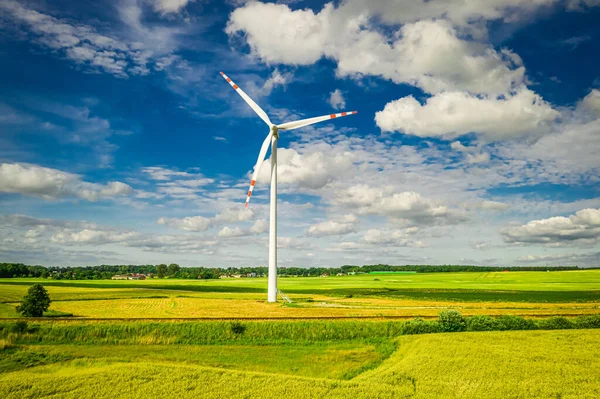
220 71 357 302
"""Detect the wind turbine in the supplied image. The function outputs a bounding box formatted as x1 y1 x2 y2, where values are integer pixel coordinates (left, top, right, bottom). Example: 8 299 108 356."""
220 71 357 303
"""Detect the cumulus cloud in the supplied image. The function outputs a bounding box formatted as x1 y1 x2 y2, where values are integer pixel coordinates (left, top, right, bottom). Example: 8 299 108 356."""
328 89 346 110
502 208 600 245
218 218 268 238
257 146 354 189
227 3 526 95
158 208 255 232
362 228 426 248
330 184 468 226
578 89 600 117
307 214 358 236
0 163 132 201
375 89 558 140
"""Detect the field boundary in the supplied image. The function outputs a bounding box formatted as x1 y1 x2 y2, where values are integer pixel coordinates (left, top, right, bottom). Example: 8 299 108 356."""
1 313 598 322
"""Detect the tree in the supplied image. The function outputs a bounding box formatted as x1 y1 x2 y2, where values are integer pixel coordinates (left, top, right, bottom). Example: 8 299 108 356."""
156 264 167 279
167 263 180 277
16 284 51 317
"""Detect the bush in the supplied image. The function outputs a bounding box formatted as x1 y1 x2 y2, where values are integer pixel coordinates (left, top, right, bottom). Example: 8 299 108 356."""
11 321 29 334
536 316 574 330
230 322 246 335
497 315 536 331
438 310 466 332
575 315 600 329
402 318 441 335
16 284 51 317
465 315 500 332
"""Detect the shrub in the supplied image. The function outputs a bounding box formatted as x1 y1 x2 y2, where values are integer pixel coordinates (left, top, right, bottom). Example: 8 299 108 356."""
11 321 29 334
465 315 500 332
402 318 441 335
575 315 600 329
536 317 574 330
230 322 246 335
438 310 466 332
497 315 536 331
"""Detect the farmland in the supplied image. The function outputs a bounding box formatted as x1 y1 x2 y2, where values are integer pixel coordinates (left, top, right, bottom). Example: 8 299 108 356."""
1 270 599 397
1 327 599 398
1 270 600 318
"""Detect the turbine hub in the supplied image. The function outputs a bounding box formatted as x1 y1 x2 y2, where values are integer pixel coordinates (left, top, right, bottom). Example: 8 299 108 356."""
271 125 279 139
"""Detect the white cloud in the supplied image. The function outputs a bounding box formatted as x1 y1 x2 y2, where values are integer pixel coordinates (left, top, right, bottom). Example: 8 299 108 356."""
260 69 293 96
328 89 346 110
340 0 560 27
375 89 558 140
157 215 212 232
218 226 246 238
142 166 195 181
227 4 527 95
157 208 255 232
307 214 358 236
0 163 132 201
213 136 228 142
466 152 491 164
517 251 600 266
502 208 600 246
362 228 426 248
470 240 489 250
579 89 600 117
479 200 510 211
0 1 138 77
219 218 268 238
330 184 468 226
250 219 268 234
148 0 195 15
257 146 354 189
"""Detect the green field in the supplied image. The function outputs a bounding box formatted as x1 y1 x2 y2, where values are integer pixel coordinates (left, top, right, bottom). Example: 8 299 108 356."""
1 271 599 397
1 328 598 398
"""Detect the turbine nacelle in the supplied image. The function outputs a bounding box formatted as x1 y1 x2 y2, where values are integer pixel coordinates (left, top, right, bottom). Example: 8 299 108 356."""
270 125 279 139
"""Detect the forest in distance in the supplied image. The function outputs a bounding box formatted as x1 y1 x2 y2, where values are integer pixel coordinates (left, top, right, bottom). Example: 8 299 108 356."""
0 262 591 280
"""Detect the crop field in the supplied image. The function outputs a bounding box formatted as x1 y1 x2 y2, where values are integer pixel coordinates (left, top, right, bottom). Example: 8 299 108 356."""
1 270 599 319
1 328 598 398
2 270 599 398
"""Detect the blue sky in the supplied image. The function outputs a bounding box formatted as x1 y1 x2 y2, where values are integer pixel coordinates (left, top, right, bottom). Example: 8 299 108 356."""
1 0 599 267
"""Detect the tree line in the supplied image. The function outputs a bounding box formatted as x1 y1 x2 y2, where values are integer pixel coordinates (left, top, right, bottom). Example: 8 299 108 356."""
0 262 587 280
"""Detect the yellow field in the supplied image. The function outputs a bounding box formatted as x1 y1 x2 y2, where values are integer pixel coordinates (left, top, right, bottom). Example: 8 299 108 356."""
2 280 599 318
39 296 600 318
1 329 598 398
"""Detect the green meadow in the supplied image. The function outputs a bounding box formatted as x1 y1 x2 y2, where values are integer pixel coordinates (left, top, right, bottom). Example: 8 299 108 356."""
1 327 599 398
1 270 599 397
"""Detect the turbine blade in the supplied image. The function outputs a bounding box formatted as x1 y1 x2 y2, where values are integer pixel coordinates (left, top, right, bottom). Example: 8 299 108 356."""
220 72 272 126
277 111 357 131
245 131 273 207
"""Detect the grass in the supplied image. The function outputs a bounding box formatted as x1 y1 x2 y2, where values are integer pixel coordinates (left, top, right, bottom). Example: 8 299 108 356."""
0 343 392 380
0 329 598 398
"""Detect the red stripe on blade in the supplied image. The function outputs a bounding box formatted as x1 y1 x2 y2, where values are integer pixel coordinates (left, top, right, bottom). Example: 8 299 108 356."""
248 191 252 196
233 84 239 89
341 112 347 116
330 114 336 118
250 180 256 187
